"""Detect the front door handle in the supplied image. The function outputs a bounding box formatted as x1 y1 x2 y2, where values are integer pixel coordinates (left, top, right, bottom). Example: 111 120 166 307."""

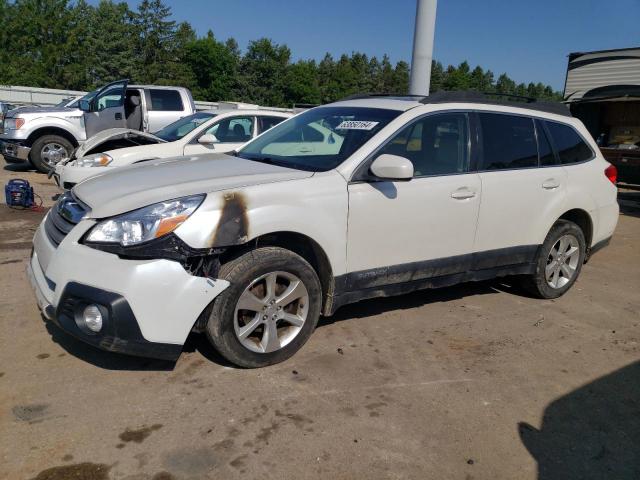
451 189 476 200
115 112 122 120
542 179 560 190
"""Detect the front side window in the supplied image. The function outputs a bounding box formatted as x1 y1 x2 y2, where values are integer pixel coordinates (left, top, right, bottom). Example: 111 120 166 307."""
545 121 593 164
153 112 216 142
96 86 124 111
479 113 538 170
149 89 184 111
238 107 402 171
205 116 254 143
378 112 469 176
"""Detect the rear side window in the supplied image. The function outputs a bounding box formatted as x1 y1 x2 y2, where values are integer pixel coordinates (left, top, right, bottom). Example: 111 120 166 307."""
535 119 556 166
258 116 286 134
149 89 184 111
545 121 593 164
479 113 538 170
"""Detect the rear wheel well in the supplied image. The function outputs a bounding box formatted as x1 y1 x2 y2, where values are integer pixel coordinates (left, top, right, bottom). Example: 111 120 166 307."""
26 128 78 148
219 232 335 315
557 209 593 248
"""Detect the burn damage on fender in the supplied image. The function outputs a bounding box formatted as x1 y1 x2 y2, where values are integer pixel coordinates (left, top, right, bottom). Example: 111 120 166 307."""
83 192 249 280
209 192 249 247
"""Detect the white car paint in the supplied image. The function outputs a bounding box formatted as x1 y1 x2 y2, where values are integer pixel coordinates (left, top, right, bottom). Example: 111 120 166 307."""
54 109 292 189
28 96 619 362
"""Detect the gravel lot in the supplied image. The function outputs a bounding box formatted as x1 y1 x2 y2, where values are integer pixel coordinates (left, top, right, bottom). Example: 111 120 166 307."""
1 159 639 480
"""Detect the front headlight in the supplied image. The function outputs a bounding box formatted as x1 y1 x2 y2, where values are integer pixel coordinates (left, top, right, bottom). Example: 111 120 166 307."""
85 194 204 246
4 118 25 130
76 153 112 167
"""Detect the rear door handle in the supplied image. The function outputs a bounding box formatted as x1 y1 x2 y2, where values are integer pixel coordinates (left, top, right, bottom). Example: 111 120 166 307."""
451 189 476 200
542 179 560 190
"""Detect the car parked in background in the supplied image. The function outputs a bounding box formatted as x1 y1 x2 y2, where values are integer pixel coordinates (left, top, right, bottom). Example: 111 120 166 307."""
1 79 195 172
53 108 292 189
28 92 618 368
0 101 19 127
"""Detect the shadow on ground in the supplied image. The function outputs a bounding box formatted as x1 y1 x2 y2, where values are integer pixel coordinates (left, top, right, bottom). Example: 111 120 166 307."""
324 277 525 326
3 162 38 173
519 361 640 479
619 190 640 218
43 277 526 371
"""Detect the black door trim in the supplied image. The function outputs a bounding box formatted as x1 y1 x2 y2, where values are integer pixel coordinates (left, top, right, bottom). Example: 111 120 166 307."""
327 244 540 315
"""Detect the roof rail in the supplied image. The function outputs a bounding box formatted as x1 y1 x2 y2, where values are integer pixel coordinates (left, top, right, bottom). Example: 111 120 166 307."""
421 91 571 117
340 93 426 101
339 91 571 117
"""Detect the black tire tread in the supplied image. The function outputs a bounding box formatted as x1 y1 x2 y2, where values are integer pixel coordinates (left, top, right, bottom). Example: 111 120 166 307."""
30 134 74 173
521 220 586 299
205 246 321 368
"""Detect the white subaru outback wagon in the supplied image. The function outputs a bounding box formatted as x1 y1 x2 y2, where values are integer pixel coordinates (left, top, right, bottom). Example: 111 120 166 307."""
28 92 619 368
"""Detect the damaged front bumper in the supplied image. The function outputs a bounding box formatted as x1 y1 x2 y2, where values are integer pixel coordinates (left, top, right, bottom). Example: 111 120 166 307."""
28 216 230 361
1 140 31 162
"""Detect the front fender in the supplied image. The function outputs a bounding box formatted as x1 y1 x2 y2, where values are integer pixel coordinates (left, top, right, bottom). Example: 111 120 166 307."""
22 115 85 143
175 171 349 276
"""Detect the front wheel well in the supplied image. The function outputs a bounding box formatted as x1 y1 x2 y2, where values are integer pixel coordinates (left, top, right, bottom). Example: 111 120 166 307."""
556 209 593 248
219 232 335 315
26 127 79 148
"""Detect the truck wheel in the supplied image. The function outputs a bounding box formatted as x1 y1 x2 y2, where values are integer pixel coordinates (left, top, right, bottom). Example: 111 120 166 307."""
521 220 586 299
30 135 74 173
205 247 322 368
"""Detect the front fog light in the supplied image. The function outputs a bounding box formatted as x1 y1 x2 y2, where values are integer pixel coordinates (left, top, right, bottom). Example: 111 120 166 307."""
83 305 103 332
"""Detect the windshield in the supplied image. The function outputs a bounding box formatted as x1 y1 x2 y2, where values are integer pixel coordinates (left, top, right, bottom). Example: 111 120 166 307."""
153 112 216 142
237 106 402 171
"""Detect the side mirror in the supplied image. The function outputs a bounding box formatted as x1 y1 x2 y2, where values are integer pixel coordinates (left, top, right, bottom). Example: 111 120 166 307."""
369 154 414 181
198 133 218 145
78 99 91 112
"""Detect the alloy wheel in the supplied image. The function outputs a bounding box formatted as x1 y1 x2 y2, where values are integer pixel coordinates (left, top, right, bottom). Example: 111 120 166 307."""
233 271 309 353
545 234 580 289
40 142 69 166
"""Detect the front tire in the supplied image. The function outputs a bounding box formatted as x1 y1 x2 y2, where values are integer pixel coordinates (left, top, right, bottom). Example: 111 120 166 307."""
205 247 322 368
522 220 586 299
30 135 73 173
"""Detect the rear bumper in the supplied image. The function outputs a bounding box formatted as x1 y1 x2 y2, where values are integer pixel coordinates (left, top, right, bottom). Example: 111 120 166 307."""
1 140 30 162
28 218 230 360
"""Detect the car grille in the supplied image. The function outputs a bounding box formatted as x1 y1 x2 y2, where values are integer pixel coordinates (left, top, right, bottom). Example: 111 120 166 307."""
44 193 88 247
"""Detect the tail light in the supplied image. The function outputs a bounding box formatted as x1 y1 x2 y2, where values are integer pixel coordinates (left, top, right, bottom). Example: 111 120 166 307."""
604 164 617 184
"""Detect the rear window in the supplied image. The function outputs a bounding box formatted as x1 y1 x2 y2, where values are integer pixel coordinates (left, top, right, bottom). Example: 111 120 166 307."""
545 121 593 164
149 89 184 111
479 113 538 170
258 116 286 134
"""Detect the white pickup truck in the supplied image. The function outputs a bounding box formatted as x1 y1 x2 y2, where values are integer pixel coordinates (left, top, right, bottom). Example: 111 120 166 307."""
1 79 195 172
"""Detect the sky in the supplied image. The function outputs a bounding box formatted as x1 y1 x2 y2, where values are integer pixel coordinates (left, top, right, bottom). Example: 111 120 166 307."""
109 0 640 91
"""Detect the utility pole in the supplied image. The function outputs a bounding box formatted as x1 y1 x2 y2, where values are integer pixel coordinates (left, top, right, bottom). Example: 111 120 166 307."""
409 0 437 96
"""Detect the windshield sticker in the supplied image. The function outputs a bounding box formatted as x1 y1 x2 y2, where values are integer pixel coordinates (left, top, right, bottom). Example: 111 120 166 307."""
336 120 379 131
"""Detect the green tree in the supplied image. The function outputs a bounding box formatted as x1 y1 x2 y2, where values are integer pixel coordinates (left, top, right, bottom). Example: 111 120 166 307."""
86 0 138 87
237 38 291 106
284 60 320 105
184 31 237 101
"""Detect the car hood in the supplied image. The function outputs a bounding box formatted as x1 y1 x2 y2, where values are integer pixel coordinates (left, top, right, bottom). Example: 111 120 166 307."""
8 106 81 117
74 128 166 159
73 153 314 218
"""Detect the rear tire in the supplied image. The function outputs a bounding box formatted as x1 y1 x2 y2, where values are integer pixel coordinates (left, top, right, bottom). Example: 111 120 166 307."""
522 220 586 299
205 247 322 368
30 135 73 173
